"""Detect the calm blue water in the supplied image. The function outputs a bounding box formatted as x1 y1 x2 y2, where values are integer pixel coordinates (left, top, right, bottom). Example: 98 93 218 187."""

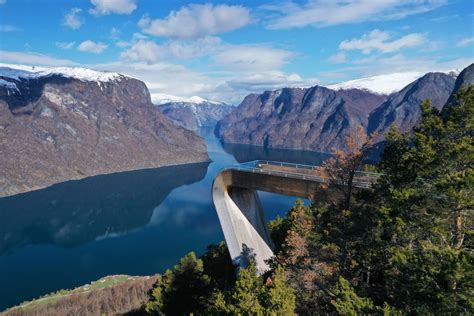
0 128 328 310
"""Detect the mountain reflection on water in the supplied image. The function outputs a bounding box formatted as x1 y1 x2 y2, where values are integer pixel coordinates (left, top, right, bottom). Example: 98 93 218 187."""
0 127 327 310
0 162 210 255
222 142 330 165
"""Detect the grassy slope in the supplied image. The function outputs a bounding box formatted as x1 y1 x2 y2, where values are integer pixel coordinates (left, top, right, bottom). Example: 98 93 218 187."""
3 274 157 315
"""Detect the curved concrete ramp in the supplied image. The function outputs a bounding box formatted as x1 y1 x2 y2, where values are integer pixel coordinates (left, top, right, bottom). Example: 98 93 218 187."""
212 160 380 272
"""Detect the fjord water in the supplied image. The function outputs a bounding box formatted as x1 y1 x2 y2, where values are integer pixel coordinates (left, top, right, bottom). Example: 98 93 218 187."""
0 128 328 310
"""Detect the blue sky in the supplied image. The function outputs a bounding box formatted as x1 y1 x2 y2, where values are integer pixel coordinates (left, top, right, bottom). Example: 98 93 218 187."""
0 0 473 103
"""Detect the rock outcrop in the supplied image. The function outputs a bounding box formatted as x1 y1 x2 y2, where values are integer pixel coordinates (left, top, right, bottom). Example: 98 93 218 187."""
0 65 209 197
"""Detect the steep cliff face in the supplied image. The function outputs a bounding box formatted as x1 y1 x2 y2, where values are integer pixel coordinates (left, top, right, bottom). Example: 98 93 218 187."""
216 86 386 152
446 63 474 106
158 100 234 131
0 66 209 197
367 72 456 135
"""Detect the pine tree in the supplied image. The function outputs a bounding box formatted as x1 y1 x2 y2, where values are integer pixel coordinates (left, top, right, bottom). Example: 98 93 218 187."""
160 252 211 315
263 265 297 315
144 276 164 315
228 260 265 315
331 277 380 315
375 87 474 313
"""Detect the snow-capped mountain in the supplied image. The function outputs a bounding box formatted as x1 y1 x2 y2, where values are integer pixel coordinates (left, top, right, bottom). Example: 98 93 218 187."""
152 93 223 106
327 72 425 95
0 64 128 92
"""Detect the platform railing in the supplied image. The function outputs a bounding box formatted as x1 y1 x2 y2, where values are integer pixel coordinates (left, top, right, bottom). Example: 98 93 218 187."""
223 160 381 189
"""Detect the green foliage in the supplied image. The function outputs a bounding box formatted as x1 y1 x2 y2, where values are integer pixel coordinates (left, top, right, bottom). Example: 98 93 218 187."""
208 261 297 316
146 252 211 315
387 242 473 314
362 164 378 173
205 290 229 314
201 241 236 291
263 265 297 315
331 277 381 315
228 260 265 314
268 215 290 254
144 276 164 315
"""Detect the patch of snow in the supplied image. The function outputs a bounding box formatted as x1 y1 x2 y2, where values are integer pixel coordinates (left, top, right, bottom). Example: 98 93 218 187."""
0 78 19 92
327 72 425 95
0 63 127 83
151 93 223 105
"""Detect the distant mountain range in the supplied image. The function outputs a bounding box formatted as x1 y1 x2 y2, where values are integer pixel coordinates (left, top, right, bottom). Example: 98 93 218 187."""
157 96 234 131
0 64 209 197
216 64 473 153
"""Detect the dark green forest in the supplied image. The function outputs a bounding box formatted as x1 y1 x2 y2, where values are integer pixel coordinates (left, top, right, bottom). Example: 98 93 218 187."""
144 86 473 315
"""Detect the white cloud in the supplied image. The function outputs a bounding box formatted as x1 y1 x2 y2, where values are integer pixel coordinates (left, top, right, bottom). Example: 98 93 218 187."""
339 29 425 54
63 8 83 30
264 0 447 29
158 37 222 59
0 0 6 4
89 0 137 16
0 51 77 66
120 40 163 63
121 36 223 62
214 45 294 71
225 71 316 91
327 52 347 63
120 36 294 72
56 41 76 50
77 40 108 54
457 37 474 47
139 3 251 39
351 53 473 75
95 61 220 98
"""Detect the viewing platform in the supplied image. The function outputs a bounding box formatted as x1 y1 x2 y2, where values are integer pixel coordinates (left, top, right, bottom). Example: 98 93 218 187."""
228 160 380 189
212 160 381 272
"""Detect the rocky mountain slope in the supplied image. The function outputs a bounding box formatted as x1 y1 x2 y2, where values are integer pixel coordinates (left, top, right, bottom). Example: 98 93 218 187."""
217 64 472 153
446 63 474 106
216 86 386 152
156 95 234 131
367 72 456 135
0 65 209 197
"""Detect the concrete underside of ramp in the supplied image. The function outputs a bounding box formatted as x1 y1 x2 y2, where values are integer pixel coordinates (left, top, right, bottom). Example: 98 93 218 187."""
212 168 329 272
